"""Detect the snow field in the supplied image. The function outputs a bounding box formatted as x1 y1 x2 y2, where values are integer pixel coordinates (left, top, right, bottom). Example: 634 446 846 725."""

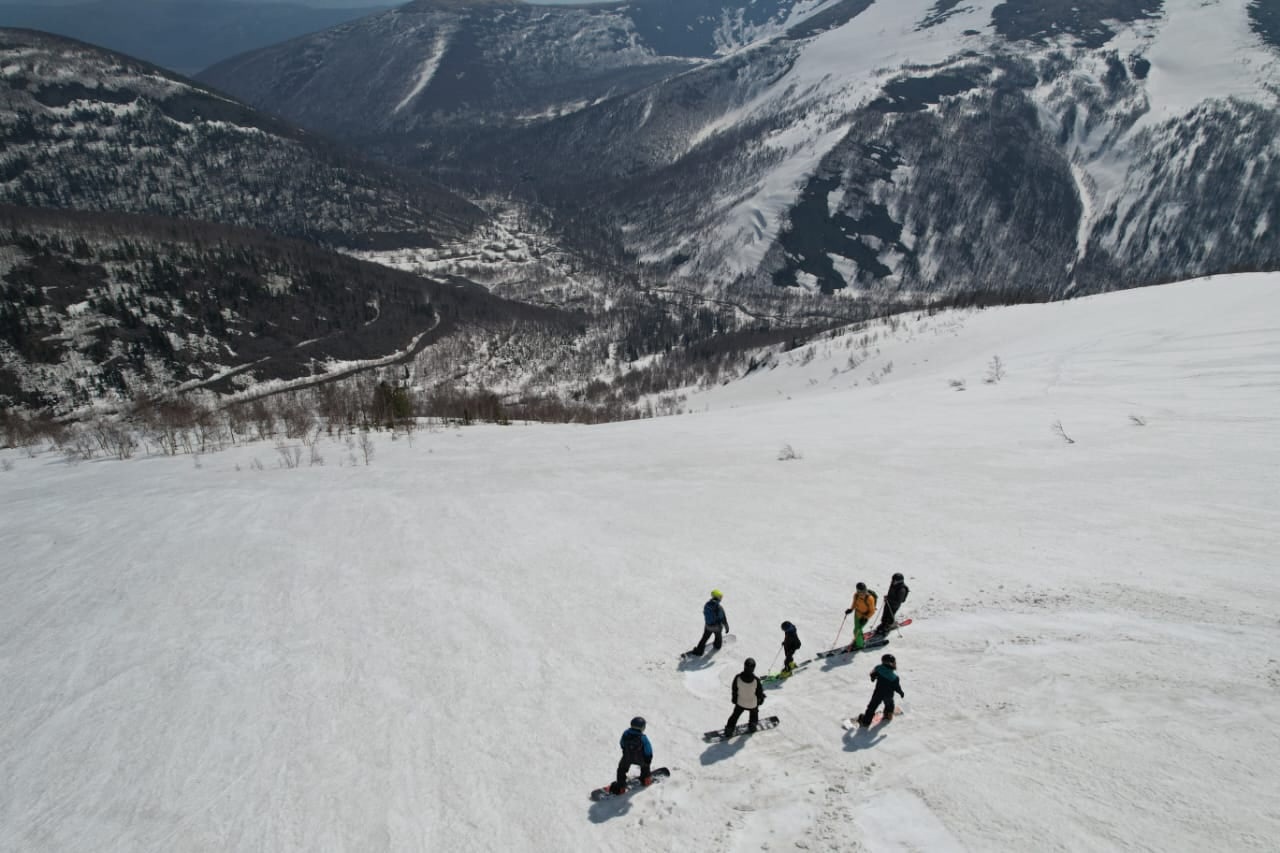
1 274 1279 850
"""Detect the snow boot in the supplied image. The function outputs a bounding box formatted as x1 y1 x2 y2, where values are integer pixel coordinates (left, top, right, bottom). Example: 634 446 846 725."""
609 782 626 795
641 774 654 786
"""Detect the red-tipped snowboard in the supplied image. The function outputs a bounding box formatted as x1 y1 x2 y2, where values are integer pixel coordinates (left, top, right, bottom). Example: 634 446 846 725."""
589 767 670 801
842 707 906 729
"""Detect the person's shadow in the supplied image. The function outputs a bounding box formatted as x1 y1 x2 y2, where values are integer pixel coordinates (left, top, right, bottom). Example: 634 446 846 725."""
700 735 747 765
843 721 888 752
587 792 636 823
678 654 717 672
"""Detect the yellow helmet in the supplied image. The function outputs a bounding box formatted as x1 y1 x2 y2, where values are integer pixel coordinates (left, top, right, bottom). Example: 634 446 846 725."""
711 589 723 600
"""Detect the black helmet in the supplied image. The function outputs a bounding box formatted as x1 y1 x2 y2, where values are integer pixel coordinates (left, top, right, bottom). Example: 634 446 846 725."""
892 573 904 582
881 653 896 666
780 621 793 631
743 657 756 671
856 581 867 591
631 716 646 730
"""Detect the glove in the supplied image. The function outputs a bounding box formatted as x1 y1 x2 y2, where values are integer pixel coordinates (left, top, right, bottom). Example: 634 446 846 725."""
845 608 853 615
897 688 905 697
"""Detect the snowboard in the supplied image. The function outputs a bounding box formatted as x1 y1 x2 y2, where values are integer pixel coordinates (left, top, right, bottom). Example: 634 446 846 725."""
865 618 913 641
814 636 890 660
680 633 736 660
589 767 671 801
842 707 904 730
703 715 781 742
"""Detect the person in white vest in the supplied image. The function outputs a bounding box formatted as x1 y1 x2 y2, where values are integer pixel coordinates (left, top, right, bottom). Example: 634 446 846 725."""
723 657 766 737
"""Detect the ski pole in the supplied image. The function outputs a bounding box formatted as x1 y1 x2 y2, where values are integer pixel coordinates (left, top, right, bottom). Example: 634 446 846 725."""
767 646 782 676
892 607 906 638
830 613 847 649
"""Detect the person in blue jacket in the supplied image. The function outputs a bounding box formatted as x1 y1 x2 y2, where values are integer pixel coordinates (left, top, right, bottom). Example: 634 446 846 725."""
610 716 653 794
689 589 728 656
857 653 904 726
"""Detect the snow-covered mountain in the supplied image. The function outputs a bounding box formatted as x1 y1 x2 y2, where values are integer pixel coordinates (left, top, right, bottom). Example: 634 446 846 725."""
3 272 1278 849
0 28 484 249
202 0 1280 301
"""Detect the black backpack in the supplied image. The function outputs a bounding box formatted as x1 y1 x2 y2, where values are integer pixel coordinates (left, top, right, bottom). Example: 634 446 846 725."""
621 729 646 762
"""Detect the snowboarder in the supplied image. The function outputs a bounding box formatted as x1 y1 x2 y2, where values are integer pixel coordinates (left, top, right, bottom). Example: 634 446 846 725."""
877 573 910 635
689 589 728 656
858 653 904 726
780 621 802 674
610 716 654 795
723 657 766 737
845 582 878 649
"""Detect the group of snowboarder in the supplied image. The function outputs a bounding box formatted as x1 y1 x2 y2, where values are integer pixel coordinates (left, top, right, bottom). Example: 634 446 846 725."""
604 572 912 797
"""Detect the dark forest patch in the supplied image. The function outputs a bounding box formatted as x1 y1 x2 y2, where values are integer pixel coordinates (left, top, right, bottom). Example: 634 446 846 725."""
1249 0 1280 52
992 0 1164 49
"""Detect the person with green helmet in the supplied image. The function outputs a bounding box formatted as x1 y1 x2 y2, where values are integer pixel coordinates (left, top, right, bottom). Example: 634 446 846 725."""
688 589 728 657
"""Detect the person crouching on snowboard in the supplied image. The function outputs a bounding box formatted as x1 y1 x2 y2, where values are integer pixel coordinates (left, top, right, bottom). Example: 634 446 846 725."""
845 582 878 650
858 653 904 726
724 657 765 737
877 572 909 636
690 589 728 656
610 716 653 795
780 621 802 674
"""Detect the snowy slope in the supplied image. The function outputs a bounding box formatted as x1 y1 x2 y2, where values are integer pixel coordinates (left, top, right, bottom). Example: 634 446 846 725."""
2 273 1280 851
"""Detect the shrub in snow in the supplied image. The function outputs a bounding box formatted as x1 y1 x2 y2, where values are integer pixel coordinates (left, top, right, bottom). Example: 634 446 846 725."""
985 356 1006 384
777 444 802 461
1051 420 1075 445
1129 415 1147 426
949 378 967 390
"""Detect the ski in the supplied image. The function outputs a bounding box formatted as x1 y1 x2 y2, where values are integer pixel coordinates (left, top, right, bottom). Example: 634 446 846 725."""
762 660 812 683
702 715 781 742
865 618 913 642
589 767 671 801
814 636 890 660
842 707 905 730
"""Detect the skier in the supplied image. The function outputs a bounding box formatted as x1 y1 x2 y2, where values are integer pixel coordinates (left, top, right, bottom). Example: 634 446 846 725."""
609 716 654 795
689 589 729 656
857 653 904 726
723 657 766 737
876 572 910 636
780 621 802 674
845 581 878 650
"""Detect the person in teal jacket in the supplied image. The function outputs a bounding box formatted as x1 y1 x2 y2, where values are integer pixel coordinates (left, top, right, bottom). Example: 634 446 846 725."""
857 653 904 726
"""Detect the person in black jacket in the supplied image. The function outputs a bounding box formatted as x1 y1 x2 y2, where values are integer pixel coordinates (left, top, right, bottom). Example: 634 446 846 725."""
723 657 766 737
877 573 910 635
780 621 802 674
